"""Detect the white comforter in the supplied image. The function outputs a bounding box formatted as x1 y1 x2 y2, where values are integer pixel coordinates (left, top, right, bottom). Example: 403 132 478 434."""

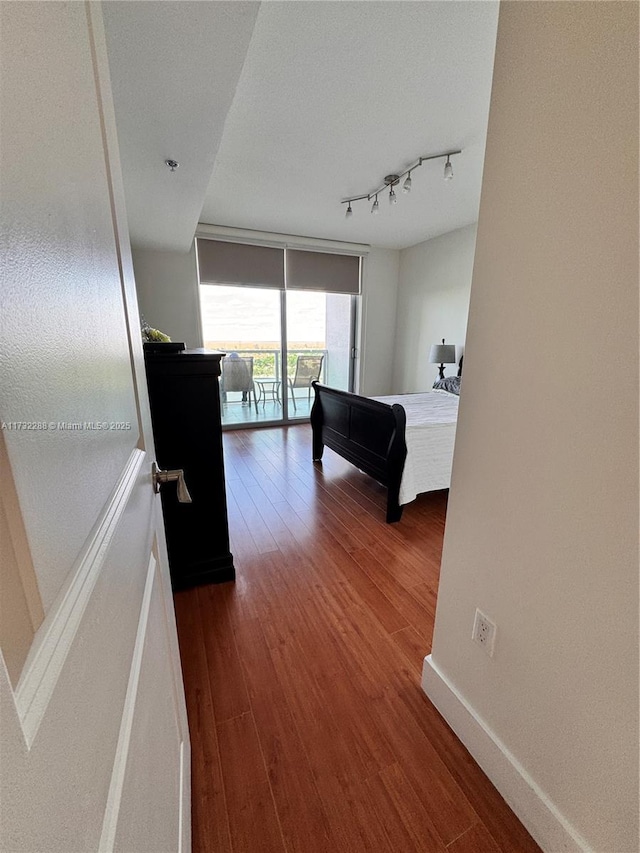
371 391 459 505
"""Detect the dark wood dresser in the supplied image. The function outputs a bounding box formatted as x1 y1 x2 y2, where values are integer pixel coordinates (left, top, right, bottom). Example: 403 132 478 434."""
144 347 234 590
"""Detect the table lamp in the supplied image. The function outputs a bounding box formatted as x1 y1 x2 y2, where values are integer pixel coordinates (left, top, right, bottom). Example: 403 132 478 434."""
429 339 456 380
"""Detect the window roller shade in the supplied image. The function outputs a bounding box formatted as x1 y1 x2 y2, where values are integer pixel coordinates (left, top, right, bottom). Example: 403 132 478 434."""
197 239 284 289
285 249 361 294
197 239 361 295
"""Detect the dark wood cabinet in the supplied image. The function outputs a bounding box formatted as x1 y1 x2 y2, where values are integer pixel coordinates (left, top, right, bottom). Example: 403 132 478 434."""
144 347 234 590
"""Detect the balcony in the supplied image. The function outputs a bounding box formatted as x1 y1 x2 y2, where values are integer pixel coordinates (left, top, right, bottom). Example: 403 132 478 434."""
219 348 327 427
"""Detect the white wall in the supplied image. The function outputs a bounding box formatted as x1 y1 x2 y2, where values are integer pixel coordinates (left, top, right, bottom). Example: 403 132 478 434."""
132 243 203 348
359 247 400 395
424 3 638 852
393 224 476 393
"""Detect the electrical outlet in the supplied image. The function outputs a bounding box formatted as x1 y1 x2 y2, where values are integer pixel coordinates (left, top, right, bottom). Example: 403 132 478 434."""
472 609 496 657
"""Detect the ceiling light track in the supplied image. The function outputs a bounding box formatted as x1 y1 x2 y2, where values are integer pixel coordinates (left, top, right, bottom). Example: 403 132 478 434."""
341 148 461 217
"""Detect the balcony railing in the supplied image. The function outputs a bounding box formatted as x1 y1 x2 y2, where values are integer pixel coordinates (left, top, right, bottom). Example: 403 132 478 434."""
218 348 327 384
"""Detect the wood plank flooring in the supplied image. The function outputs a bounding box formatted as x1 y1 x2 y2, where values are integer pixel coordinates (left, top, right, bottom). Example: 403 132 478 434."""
174 425 540 853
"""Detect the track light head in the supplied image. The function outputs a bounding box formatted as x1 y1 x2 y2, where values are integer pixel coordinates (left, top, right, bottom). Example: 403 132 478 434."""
402 172 412 194
371 196 379 215
345 203 353 219
444 157 453 180
385 175 401 206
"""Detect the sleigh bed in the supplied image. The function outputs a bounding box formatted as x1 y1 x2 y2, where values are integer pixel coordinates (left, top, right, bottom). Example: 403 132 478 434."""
310 381 459 523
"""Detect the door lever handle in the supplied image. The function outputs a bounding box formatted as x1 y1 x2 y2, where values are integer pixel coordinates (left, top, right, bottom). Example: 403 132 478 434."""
152 463 193 503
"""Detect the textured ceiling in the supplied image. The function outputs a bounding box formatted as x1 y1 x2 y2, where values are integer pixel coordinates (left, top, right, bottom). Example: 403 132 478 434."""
103 1 260 251
104 1 498 253
200 1 499 250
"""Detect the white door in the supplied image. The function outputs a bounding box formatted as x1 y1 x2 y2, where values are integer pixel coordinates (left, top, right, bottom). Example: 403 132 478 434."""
0 3 190 851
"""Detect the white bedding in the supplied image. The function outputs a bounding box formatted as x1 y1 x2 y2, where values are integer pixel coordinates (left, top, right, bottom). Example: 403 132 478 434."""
371 390 459 505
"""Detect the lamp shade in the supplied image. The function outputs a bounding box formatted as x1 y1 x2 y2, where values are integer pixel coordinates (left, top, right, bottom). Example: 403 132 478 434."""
429 343 456 364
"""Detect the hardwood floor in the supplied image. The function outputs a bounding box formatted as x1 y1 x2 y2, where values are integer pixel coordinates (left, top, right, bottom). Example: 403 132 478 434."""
174 425 540 853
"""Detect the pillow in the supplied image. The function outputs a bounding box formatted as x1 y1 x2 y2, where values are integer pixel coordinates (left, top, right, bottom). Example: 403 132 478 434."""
432 375 461 395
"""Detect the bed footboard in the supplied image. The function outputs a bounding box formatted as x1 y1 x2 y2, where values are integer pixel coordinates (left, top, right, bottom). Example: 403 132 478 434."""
310 382 407 522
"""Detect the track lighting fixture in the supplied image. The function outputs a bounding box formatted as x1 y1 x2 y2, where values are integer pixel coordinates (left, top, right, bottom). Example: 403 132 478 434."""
340 148 461 217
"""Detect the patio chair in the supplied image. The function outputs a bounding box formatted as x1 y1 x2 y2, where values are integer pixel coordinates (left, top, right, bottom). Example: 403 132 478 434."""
288 354 324 412
221 354 258 413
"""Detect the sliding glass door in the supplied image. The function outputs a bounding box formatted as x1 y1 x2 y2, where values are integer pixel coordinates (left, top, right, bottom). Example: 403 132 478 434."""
200 284 356 427
285 290 353 420
200 285 283 426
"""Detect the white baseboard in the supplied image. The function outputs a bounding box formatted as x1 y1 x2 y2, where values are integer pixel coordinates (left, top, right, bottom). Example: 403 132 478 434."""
421 655 591 853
